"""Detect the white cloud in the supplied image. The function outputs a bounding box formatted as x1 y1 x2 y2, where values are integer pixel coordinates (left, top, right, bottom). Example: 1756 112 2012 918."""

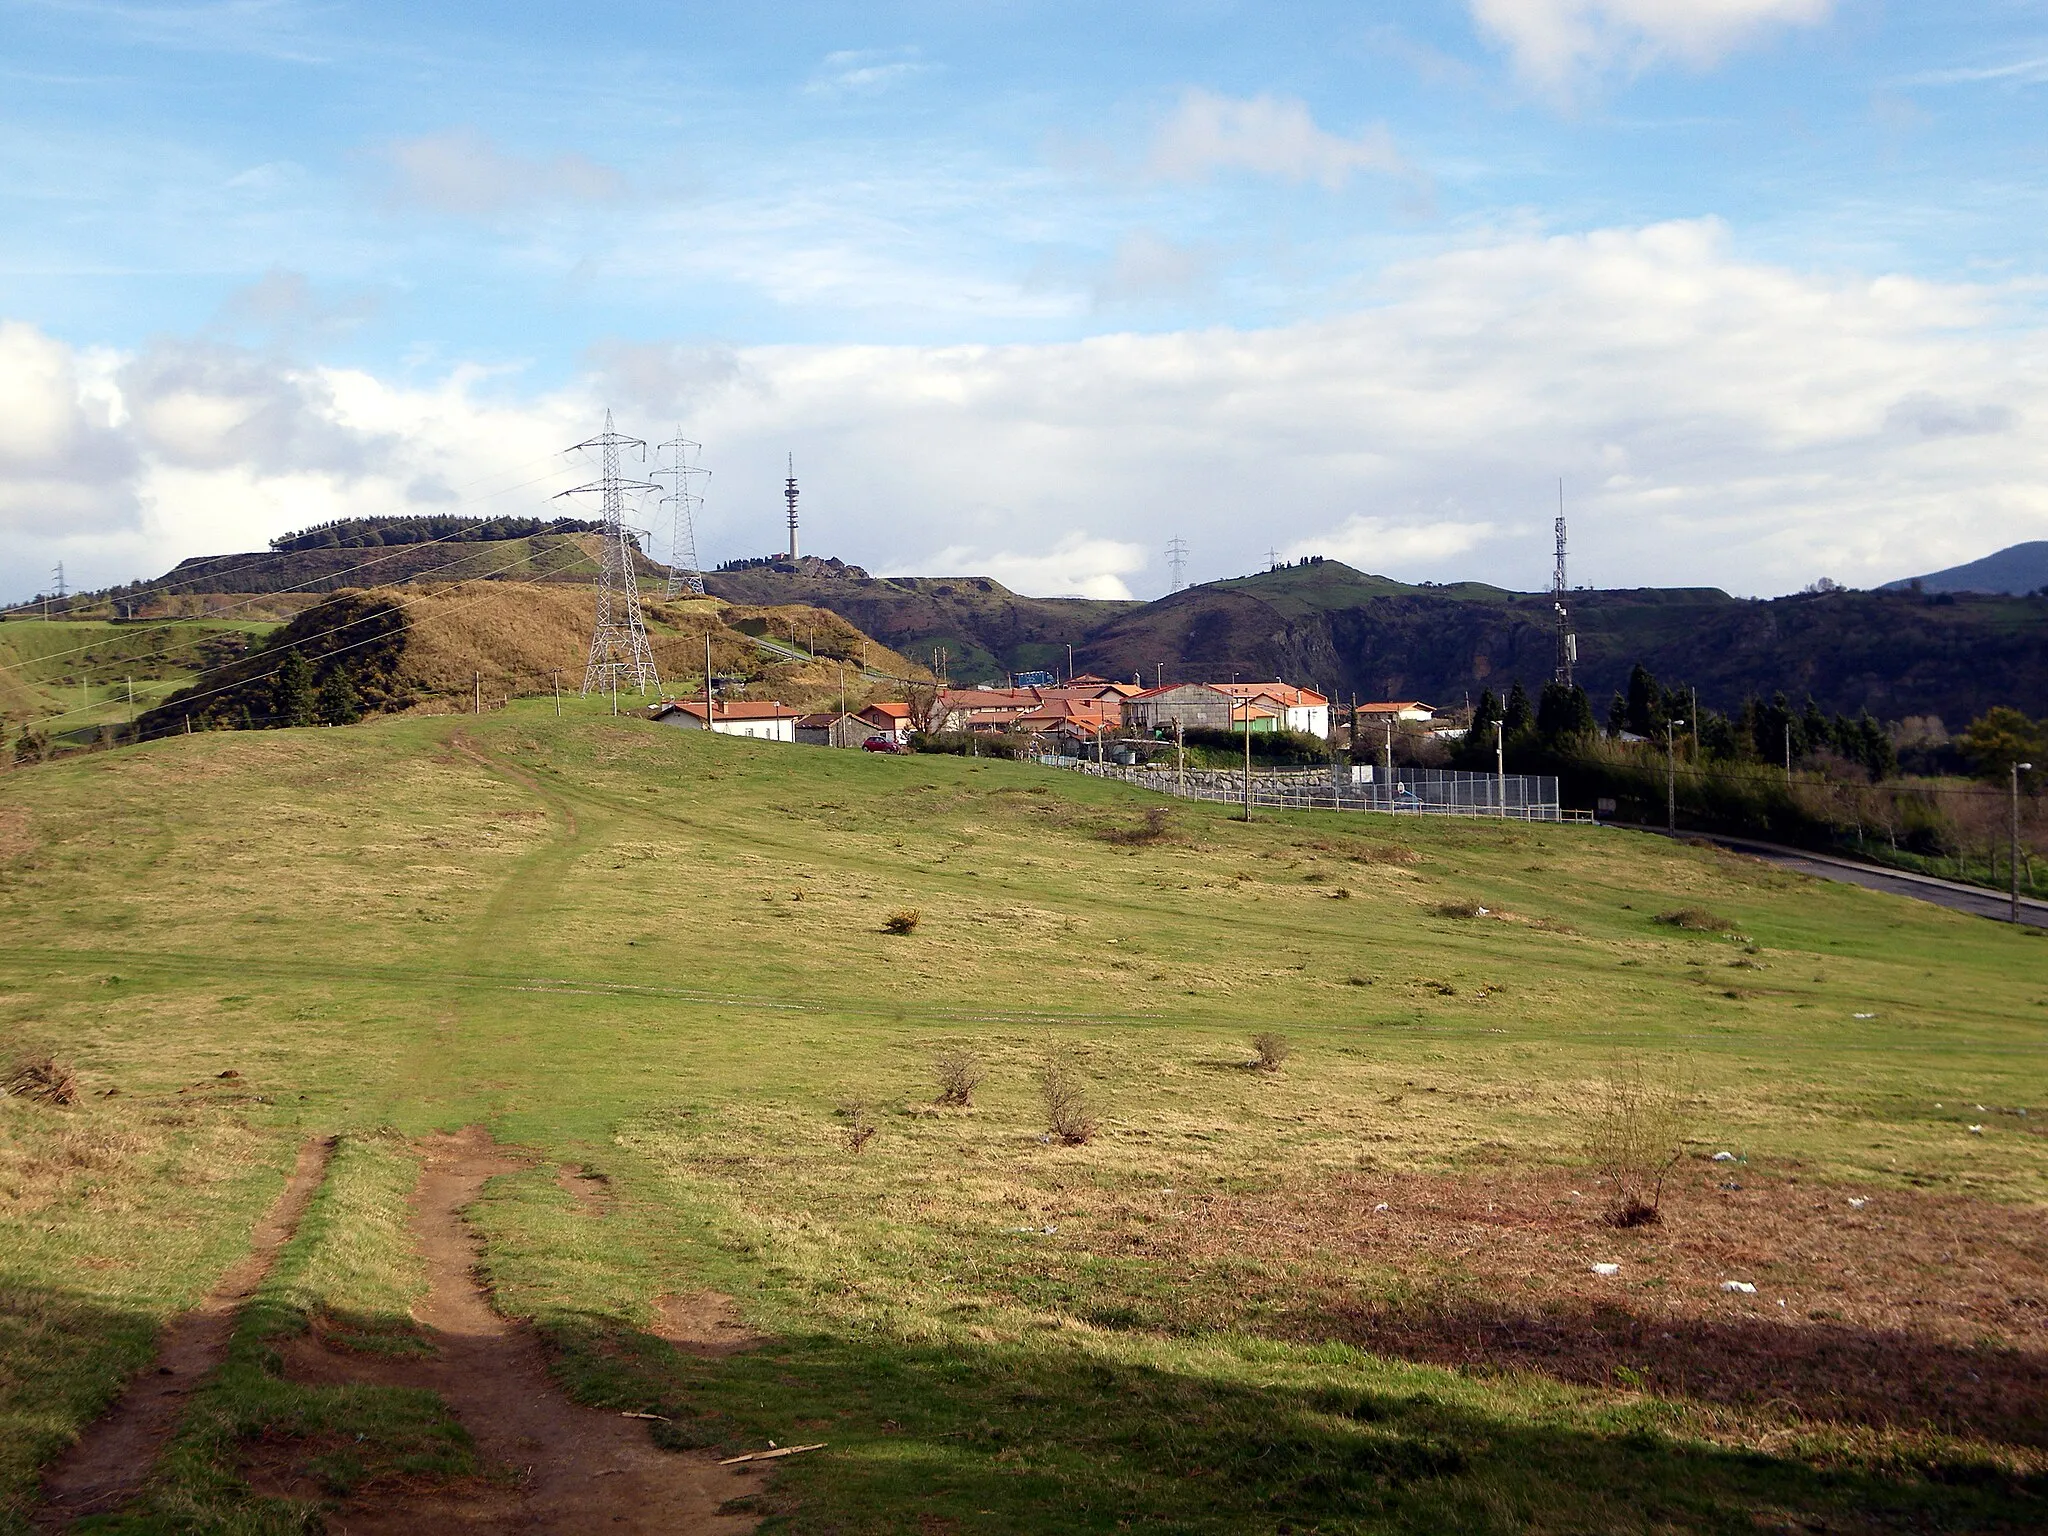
1470 0 1834 92
1286 517 1498 567
806 47 935 96
6 217 2048 606
379 128 626 218
1145 89 1408 189
904 535 1150 602
1092 232 1211 307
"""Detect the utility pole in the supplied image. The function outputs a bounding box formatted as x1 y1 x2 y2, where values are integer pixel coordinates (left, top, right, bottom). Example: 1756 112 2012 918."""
1165 537 1189 593
553 669 561 718
1242 702 1253 822
1383 717 1394 809
1690 686 1699 758
2015 762 2034 924
1496 727 1506 818
475 672 481 716
1668 718 1687 832
1065 643 1073 683
1175 717 1185 798
1784 722 1792 783
703 630 714 735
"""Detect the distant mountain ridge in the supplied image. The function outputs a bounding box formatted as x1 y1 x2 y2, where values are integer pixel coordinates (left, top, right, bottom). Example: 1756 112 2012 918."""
53 539 2048 724
1881 540 2048 596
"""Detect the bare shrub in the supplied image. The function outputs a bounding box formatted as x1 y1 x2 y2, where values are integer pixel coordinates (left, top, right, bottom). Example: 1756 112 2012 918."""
1431 898 1487 919
933 1047 984 1107
4 1056 77 1106
1586 1060 1687 1227
1037 1054 1096 1145
1097 806 1174 846
1655 907 1733 932
881 908 921 935
1250 1032 1292 1073
837 1100 877 1154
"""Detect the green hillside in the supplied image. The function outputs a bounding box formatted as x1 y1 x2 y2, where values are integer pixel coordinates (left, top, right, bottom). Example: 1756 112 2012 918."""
2 708 2042 1532
1077 562 2048 719
705 566 1137 681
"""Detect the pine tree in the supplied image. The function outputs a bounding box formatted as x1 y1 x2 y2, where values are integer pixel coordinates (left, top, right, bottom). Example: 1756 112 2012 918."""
273 649 316 728
1503 680 1534 736
1624 663 1660 737
316 665 363 726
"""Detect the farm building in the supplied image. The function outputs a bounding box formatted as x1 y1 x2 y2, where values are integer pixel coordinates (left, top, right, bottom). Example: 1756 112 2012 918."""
649 700 802 742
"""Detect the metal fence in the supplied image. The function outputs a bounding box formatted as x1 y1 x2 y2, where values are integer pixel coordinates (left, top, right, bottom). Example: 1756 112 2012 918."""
1032 757 1589 822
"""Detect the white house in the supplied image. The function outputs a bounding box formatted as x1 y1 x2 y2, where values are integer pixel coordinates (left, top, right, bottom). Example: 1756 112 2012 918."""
648 700 802 742
1214 682 1332 738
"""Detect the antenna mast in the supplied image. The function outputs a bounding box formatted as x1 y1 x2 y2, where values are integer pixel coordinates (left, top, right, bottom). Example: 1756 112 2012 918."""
784 455 799 560
559 410 662 696
654 428 708 598
1552 479 1576 688
1165 537 1189 592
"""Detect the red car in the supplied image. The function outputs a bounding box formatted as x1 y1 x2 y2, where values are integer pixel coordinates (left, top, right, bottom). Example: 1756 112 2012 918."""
861 735 907 753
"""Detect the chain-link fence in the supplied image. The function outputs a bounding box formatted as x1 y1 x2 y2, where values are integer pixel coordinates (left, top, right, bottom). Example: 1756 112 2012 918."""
1033 757 1585 822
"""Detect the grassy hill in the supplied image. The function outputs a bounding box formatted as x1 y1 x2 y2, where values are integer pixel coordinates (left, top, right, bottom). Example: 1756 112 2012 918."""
129 581 928 735
704 567 1138 682
2 707 2042 1532
0 616 278 747
1075 561 2048 719
1882 540 2048 597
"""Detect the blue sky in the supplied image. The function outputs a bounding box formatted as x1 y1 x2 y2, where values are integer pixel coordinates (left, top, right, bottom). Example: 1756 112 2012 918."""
4 0 2047 601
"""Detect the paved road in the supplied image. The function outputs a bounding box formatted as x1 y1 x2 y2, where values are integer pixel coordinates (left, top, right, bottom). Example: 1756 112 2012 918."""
1638 827 2048 929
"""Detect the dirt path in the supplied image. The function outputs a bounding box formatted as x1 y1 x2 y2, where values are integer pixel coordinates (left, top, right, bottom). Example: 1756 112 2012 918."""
273 1126 758 1533
33 1135 337 1529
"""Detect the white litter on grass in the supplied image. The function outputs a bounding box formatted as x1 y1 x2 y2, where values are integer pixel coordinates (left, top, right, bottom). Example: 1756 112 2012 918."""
1373 1202 1390 1212
1853 1012 1875 1019
1848 1197 1868 1210
1977 1104 1987 1111
1009 1225 1059 1235
1721 1281 1758 1294
1476 906 1490 916
1591 1263 1621 1276
1969 1125 1985 1135
1711 1151 1737 1162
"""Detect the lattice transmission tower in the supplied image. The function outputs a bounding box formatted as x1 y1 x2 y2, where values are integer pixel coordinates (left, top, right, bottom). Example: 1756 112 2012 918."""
1165 537 1188 592
559 411 662 696
1552 479 1577 688
654 428 708 598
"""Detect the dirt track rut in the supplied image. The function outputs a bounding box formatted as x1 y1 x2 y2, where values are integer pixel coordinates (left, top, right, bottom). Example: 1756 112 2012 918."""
34 1135 337 1528
272 1126 757 1533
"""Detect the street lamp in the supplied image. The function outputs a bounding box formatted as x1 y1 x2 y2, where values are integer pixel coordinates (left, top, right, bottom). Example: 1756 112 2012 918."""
2014 761 2034 925
1667 719 1687 833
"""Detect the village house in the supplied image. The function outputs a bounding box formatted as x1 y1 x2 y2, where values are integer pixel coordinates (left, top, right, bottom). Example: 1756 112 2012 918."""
1354 701 1437 724
1122 682 1237 734
856 701 912 744
1212 682 1331 737
793 710 871 748
648 700 802 742
937 687 1039 733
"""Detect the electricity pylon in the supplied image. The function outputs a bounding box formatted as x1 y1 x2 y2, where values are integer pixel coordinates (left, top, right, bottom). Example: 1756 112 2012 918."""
653 428 708 598
559 411 662 696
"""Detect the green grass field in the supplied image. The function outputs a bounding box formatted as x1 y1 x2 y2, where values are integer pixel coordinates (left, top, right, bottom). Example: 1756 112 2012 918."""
1 699 2043 1533
0 619 280 746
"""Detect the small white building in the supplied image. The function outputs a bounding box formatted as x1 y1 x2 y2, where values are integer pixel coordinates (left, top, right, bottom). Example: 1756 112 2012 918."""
648 700 801 742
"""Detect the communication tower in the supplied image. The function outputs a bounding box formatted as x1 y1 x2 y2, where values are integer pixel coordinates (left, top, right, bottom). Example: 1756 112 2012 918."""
784 455 799 560
558 411 662 696
1552 479 1577 688
654 429 708 598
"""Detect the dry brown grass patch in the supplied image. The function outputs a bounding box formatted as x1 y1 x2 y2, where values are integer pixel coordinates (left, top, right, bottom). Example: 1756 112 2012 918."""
1167 1163 2048 1456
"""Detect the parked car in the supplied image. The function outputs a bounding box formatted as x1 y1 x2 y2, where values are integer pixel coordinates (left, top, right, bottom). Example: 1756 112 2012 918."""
861 735 907 753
